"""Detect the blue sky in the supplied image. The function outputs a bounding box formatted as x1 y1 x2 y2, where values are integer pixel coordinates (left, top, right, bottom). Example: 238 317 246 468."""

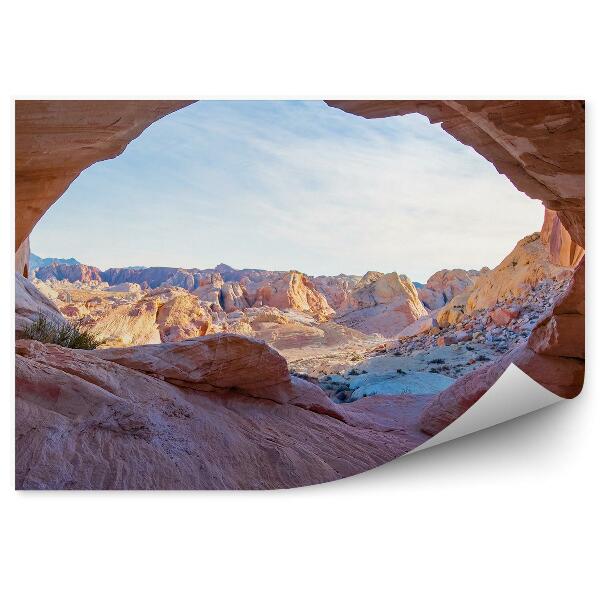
30 100 544 282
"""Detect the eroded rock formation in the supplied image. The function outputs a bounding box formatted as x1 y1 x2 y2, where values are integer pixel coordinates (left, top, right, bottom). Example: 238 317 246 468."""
15 273 67 336
14 100 585 488
15 335 427 489
418 268 482 311
419 257 585 435
326 100 584 422
466 232 570 312
335 271 428 337
541 208 584 268
36 263 335 322
36 262 103 284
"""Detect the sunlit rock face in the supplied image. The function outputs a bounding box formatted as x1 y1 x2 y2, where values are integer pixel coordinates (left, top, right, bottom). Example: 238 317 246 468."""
419 256 585 435
335 271 428 337
37 263 335 323
418 268 482 310
466 232 570 312
248 271 335 321
15 273 67 337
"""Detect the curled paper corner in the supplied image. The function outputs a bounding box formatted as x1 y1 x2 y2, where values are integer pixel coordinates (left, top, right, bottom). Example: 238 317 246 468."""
409 364 564 455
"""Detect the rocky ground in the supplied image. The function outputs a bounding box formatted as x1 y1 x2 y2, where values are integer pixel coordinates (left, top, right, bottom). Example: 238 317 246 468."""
314 277 571 403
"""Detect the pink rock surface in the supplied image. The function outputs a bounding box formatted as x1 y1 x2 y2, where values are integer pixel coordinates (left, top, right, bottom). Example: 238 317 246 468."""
335 272 427 337
541 208 584 268
93 333 339 412
15 273 67 336
419 261 585 436
418 268 480 310
490 307 518 327
16 337 428 489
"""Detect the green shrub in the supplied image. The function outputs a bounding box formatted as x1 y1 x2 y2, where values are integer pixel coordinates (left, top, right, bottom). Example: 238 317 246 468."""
22 312 104 350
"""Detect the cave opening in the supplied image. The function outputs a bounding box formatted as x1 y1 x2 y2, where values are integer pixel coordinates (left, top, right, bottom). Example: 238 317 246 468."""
19 100 582 403
13 100 585 491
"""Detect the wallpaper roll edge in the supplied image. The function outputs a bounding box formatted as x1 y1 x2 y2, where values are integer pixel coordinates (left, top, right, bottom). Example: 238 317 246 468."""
408 364 563 454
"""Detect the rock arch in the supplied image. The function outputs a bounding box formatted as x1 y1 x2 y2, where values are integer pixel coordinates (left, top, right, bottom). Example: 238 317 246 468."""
15 100 585 253
14 100 585 426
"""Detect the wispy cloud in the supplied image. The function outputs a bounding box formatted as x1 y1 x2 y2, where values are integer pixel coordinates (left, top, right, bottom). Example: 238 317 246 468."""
31 101 544 282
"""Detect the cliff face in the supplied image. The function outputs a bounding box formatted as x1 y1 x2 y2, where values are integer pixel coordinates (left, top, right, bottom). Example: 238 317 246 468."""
466 232 570 313
541 208 584 268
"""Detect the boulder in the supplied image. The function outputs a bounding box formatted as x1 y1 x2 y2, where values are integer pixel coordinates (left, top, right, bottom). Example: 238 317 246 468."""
398 316 438 338
93 333 333 411
437 290 471 327
489 307 519 327
15 273 67 337
155 294 213 342
418 268 480 310
336 272 428 337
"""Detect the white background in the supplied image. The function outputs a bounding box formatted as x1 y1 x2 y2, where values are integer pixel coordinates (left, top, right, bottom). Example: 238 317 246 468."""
1 2 597 598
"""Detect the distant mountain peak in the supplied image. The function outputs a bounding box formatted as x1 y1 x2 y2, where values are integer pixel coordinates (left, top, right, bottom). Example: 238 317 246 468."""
214 263 236 272
30 252 81 272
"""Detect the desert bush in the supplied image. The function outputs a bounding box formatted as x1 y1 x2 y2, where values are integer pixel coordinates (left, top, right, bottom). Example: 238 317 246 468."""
22 312 104 350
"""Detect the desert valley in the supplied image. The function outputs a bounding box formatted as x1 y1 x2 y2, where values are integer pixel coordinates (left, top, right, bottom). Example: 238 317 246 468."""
14 100 585 490
19 208 581 413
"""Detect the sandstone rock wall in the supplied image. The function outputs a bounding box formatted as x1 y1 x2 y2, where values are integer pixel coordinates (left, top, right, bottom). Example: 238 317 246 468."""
541 208 584 268
418 268 482 310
